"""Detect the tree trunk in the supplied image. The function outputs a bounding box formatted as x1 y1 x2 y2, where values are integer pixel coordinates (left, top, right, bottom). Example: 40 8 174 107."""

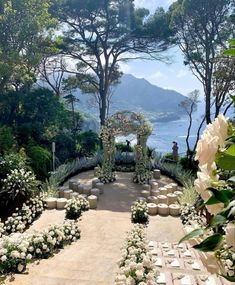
205 84 212 124
99 90 107 126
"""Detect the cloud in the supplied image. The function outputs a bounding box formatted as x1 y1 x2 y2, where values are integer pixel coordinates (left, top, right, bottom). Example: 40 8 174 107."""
176 69 188 78
148 71 164 79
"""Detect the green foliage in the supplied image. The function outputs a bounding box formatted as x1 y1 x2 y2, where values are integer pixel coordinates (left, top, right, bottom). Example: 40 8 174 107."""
178 180 199 206
0 0 57 91
54 131 76 163
115 142 134 153
76 131 100 157
26 145 51 180
1 168 39 201
0 126 16 154
0 150 28 185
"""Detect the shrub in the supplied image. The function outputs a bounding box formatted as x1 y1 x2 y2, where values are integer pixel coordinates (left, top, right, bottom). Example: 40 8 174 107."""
65 197 89 220
27 145 51 180
0 126 16 154
178 180 199 206
1 169 39 201
115 142 134 152
0 150 28 184
131 200 149 225
76 131 100 157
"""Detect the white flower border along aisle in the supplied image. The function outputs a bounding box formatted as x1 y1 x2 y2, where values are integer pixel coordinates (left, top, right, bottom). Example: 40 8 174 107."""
0 220 80 274
115 225 158 285
179 114 235 282
98 111 153 184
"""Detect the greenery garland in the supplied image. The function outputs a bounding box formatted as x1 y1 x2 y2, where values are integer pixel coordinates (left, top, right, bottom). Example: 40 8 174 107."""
98 111 152 184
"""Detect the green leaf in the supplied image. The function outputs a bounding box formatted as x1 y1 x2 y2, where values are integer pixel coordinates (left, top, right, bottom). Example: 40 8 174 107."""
228 176 235 183
209 215 226 227
228 39 235 45
225 144 235 156
205 196 221 205
207 188 233 205
193 233 223 252
179 228 204 244
231 95 235 105
224 49 235 56
217 152 235 170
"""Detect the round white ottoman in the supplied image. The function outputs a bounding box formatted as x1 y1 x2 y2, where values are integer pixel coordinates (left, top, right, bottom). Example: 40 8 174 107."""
58 186 69 198
83 185 91 196
69 179 78 190
149 179 157 186
46 197 57 209
88 195 98 209
91 188 100 199
56 198 67 209
158 195 168 204
151 182 159 190
169 204 181 216
79 194 88 199
165 185 174 194
151 189 160 197
158 204 169 216
94 166 99 176
137 197 147 202
143 184 151 191
147 203 158 215
64 190 73 199
92 178 100 188
141 190 150 198
96 182 104 194
153 169 161 179
147 196 158 204
78 184 84 194
159 187 168 196
170 183 178 192
71 192 79 199
167 193 177 204
174 191 183 198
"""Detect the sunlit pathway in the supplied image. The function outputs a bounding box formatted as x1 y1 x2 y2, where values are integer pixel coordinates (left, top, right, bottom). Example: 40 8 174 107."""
4 172 185 285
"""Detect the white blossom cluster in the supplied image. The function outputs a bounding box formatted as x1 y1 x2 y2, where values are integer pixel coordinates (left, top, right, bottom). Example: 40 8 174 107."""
115 225 158 285
65 197 89 220
216 244 235 278
194 114 229 215
2 168 38 199
0 196 45 236
131 200 149 225
180 204 204 227
0 220 80 274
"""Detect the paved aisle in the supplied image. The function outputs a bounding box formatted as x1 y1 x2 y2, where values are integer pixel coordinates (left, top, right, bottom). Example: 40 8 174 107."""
4 172 185 285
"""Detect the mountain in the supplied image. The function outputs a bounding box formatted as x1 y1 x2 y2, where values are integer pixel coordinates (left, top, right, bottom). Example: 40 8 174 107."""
75 74 187 123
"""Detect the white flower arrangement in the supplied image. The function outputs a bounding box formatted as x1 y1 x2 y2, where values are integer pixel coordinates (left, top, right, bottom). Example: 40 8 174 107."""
0 220 80 273
131 200 149 225
65 197 89 220
194 114 229 215
180 204 205 227
115 225 158 285
3 196 46 235
2 168 39 200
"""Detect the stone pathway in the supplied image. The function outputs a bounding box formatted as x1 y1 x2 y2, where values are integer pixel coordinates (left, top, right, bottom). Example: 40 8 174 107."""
4 171 186 285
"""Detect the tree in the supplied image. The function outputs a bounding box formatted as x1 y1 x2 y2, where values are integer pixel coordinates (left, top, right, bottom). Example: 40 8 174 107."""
0 0 56 93
179 90 205 166
169 0 235 124
51 0 173 125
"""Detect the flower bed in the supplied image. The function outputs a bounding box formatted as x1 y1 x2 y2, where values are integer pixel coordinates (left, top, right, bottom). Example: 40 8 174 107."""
115 225 158 285
131 200 149 225
0 220 80 274
65 197 89 220
0 196 46 236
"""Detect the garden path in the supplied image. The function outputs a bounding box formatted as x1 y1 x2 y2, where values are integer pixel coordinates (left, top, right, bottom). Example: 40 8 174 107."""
4 171 185 285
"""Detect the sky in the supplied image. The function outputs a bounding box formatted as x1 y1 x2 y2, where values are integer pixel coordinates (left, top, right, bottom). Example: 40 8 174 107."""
119 0 203 97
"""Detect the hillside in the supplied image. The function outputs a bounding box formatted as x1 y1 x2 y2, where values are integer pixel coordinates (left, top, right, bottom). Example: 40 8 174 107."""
75 74 187 123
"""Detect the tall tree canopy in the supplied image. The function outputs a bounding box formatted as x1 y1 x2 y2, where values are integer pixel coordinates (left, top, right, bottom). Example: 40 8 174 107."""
0 0 56 92
169 0 235 124
51 0 173 125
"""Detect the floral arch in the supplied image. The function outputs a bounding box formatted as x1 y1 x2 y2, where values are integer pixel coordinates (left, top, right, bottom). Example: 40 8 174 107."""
97 111 153 184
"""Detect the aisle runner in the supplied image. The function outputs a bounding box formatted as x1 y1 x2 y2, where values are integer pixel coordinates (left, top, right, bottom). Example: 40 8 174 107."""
148 241 231 285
